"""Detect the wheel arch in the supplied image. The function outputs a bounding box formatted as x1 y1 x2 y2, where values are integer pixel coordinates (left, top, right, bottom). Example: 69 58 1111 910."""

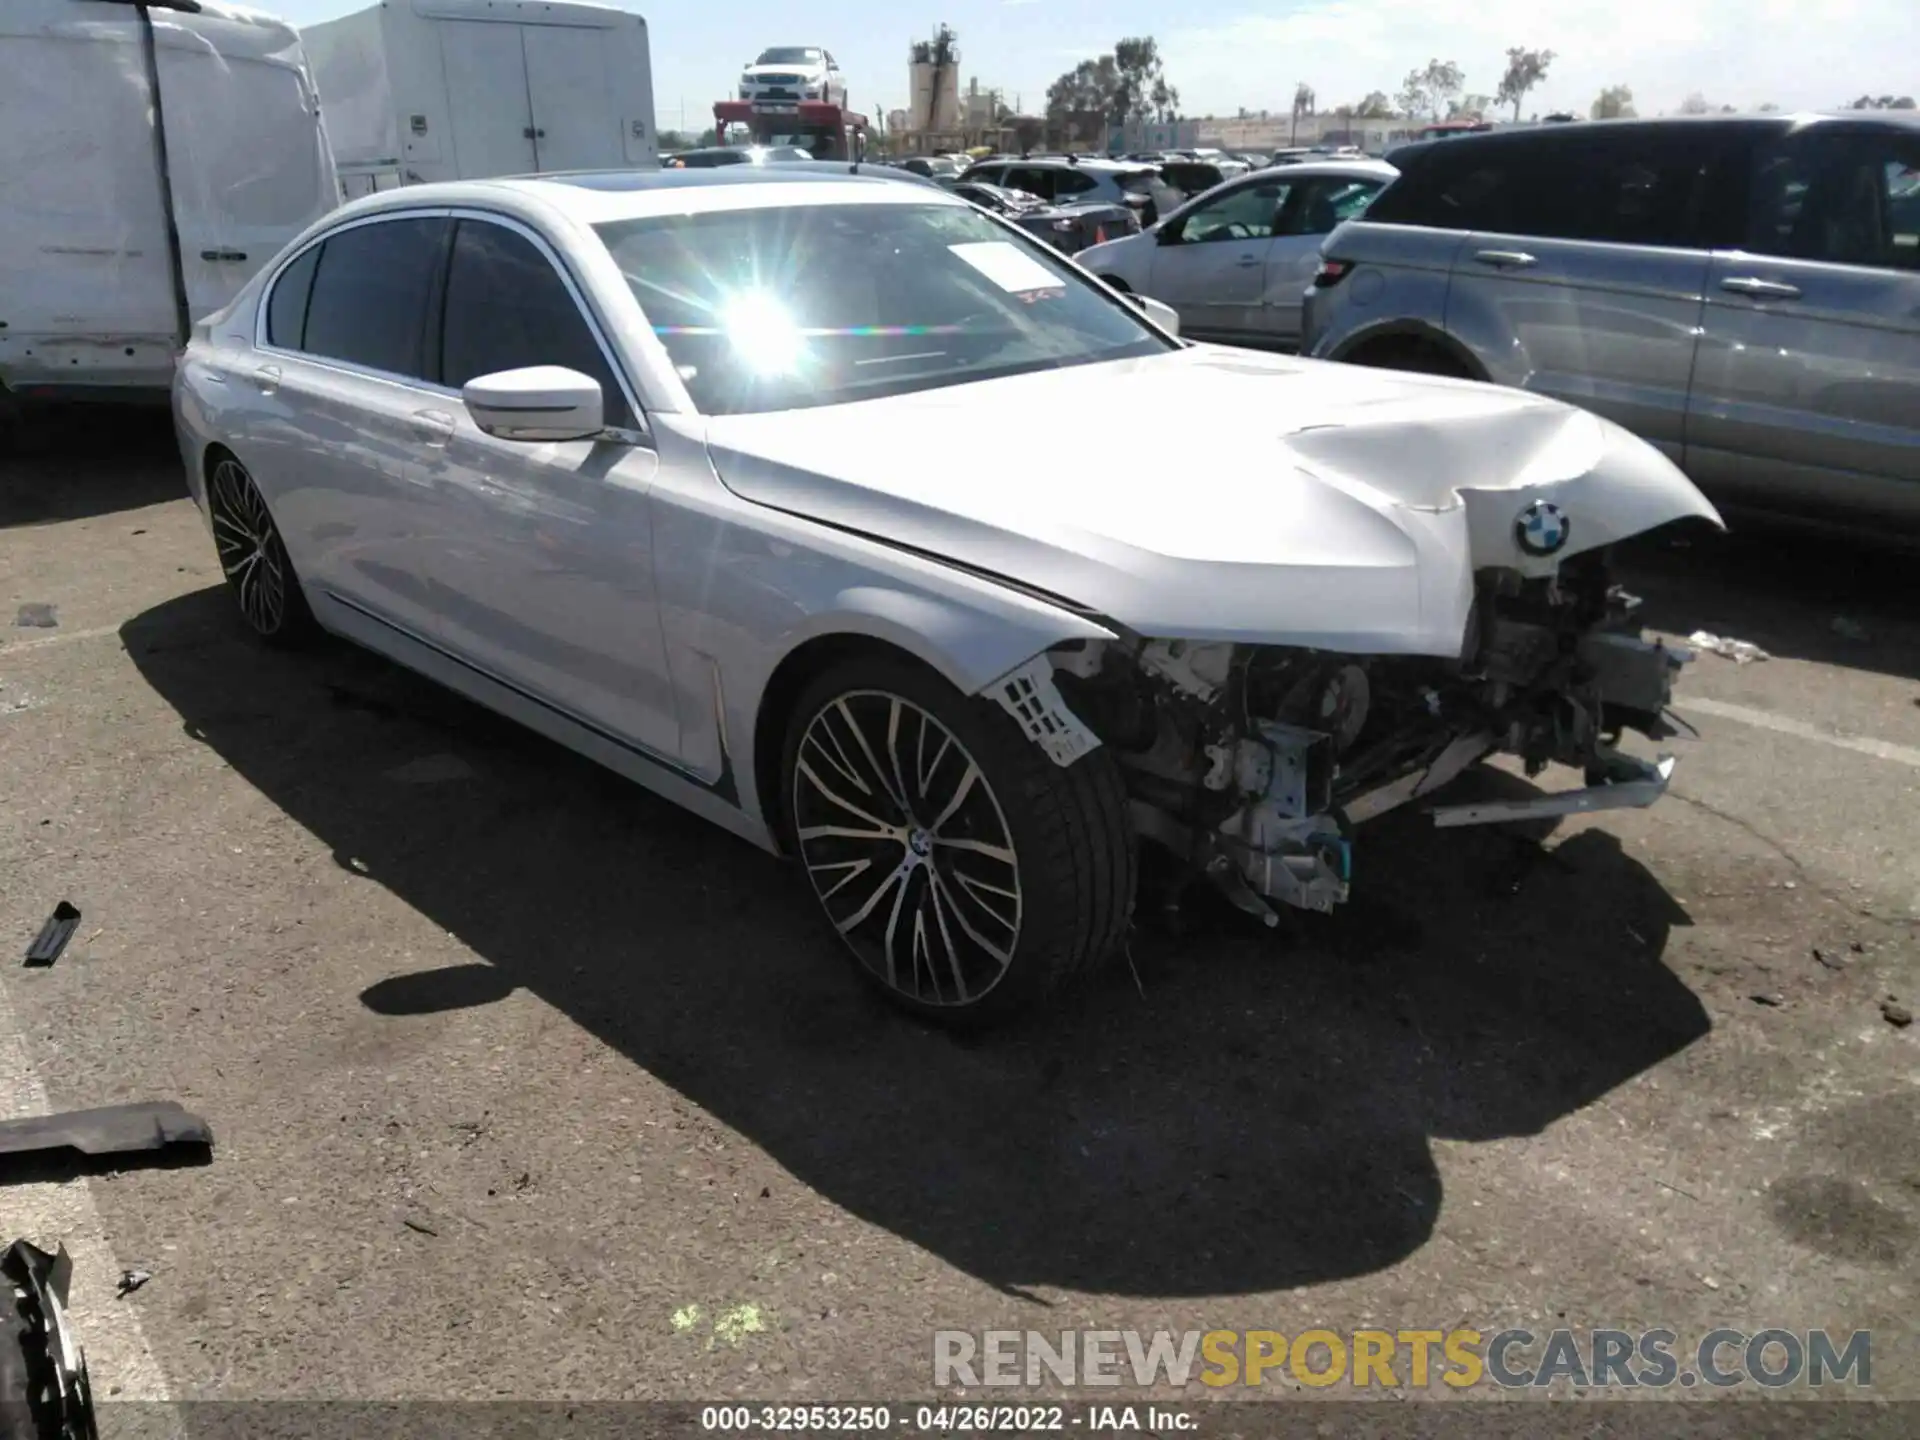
745 588 1115 854
1326 318 1489 380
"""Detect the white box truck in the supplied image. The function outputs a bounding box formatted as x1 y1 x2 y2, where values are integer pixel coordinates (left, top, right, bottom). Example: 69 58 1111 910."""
301 0 658 197
0 0 340 404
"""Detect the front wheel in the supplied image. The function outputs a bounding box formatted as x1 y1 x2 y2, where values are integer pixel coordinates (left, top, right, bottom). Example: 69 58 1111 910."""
781 655 1135 1024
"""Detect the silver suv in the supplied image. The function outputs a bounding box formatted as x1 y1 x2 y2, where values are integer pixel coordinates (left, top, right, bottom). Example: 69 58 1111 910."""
958 157 1174 223
1303 115 1920 536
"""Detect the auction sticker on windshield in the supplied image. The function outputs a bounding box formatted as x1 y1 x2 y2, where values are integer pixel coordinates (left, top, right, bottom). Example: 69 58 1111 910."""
949 241 1066 295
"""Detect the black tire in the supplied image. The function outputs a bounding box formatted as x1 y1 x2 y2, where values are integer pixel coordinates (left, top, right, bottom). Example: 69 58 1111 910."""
781 654 1135 1025
1345 337 1472 378
205 451 320 648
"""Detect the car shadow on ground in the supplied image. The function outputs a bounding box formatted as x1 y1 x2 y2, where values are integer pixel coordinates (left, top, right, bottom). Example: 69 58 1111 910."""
124 589 1709 1298
1617 518 1920 684
0 403 184 527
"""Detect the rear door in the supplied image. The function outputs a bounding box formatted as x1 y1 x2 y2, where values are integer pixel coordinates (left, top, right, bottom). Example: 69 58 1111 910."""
151 9 334 321
522 24 622 171
439 21 536 176
1686 124 1920 530
1262 174 1389 345
1147 175 1293 340
1444 127 1722 462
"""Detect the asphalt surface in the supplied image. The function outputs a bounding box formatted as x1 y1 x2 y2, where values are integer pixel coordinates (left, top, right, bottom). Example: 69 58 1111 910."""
1 405 1916 1423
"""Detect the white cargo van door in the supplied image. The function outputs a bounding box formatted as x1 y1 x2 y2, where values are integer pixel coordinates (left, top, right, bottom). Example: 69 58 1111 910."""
152 25 335 322
0 7 176 385
439 22 537 177
522 25 623 172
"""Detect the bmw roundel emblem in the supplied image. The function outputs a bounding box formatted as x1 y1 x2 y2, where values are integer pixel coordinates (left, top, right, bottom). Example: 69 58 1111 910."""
1515 500 1571 557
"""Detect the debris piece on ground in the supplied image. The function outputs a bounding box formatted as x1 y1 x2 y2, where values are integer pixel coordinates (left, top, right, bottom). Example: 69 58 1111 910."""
115 1269 151 1297
1829 616 1869 641
1 1239 96 1437
24 903 81 967
1686 630 1770 664
400 1217 438 1237
0 1102 212 1164
1882 1001 1913 1029
12 604 57 629
1749 993 1784 1008
383 753 475 785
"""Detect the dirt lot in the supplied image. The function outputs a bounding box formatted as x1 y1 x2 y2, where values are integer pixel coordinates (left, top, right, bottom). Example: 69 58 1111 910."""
2 408 1917 1429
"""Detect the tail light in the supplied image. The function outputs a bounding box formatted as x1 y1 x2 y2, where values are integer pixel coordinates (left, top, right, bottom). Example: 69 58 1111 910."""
1312 258 1353 288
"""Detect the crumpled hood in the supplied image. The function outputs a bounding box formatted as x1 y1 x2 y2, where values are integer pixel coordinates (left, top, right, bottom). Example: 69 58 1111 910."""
702 345 1723 656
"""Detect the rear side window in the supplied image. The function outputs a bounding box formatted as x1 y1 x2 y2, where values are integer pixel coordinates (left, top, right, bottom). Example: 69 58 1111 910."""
1362 144 1517 229
301 216 449 378
1054 170 1097 197
265 245 320 350
1004 167 1058 199
438 219 633 427
1503 132 1715 246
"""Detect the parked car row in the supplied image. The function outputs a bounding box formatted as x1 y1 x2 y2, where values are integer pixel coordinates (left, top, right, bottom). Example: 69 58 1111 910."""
1303 113 1920 539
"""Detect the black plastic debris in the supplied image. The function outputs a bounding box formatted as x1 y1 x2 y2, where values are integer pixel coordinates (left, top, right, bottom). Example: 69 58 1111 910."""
24 905 81 968
0 1239 98 1440
114 1270 151 1298
0 1102 212 1163
12 603 57 630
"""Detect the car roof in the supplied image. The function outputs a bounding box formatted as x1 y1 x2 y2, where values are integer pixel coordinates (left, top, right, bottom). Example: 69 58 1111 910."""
323 167 965 229
1387 111 1920 165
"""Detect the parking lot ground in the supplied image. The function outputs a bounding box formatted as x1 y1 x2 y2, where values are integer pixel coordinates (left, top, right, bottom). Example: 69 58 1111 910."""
2 412 1917 1420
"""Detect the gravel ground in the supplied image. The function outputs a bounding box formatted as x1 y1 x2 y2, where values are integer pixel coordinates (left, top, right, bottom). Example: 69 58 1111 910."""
1 406 1915 1432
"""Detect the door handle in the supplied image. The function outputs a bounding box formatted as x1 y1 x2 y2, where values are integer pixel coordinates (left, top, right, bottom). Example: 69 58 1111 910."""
411 408 456 445
253 364 281 394
522 127 547 140
1235 254 1263 267
200 249 248 263
1720 275 1802 300
1473 249 1537 268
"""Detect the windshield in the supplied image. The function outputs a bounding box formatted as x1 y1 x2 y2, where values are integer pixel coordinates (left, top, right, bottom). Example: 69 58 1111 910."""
593 201 1171 416
756 47 823 65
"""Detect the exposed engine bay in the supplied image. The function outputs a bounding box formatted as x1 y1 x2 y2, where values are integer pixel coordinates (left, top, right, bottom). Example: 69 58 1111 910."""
1028 550 1689 921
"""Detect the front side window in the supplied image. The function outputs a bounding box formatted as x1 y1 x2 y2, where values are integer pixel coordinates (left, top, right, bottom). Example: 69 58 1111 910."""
1746 129 1920 271
593 201 1172 416
299 216 449 378
1276 178 1385 236
1175 180 1289 243
439 220 633 428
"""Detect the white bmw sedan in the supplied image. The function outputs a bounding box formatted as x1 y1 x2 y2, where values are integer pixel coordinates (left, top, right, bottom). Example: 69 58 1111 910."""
174 168 1721 1024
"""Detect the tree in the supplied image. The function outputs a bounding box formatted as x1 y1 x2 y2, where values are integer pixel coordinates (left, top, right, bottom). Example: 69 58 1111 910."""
1012 115 1044 155
1044 54 1122 142
1451 92 1493 120
1290 81 1316 143
1352 90 1396 119
1112 36 1175 125
1678 91 1711 115
1591 84 1636 119
1847 94 1917 109
1400 59 1465 122
1495 47 1554 123
1757 101 1781 112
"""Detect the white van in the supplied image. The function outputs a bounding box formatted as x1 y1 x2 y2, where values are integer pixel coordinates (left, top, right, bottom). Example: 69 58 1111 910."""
0 0 339 403
302 0 658 197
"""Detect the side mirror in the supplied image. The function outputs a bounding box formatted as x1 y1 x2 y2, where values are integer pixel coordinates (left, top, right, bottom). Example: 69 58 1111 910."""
1155 220 1183 245
1131 294 1181 337
462 366 604 442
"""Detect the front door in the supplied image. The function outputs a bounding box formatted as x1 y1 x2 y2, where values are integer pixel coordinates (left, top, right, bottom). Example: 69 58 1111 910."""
421 216 679 758
1148 176 1292 340
1685 124 1920 532
438 21 537 176
523 24 622 172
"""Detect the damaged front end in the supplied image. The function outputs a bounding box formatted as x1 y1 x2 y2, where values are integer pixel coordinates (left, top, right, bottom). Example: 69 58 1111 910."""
1035 550 1690 923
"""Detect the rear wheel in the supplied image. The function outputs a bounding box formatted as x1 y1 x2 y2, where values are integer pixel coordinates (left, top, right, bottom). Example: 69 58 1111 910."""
781 655 1135 1025
206 453 319 647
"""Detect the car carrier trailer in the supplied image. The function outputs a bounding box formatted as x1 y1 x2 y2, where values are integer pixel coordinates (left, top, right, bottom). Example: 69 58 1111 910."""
713 100 867 161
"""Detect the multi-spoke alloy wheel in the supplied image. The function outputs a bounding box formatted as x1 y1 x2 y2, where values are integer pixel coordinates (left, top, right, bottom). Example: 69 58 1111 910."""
794 690 1023 1007
782 657 1138 1023
206 454 315 645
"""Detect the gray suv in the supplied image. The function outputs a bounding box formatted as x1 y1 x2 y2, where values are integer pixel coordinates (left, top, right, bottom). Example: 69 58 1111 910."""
1302 115 1920 536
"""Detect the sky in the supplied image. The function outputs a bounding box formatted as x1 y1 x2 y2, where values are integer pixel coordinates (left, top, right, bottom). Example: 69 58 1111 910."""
274 0 1914 131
